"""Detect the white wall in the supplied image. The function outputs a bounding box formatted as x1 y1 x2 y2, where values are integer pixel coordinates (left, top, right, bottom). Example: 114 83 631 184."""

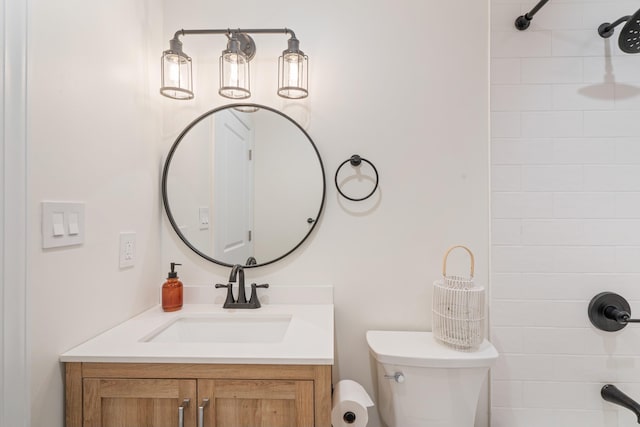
27 0 164 425
491 1 640 425
161 1 489 426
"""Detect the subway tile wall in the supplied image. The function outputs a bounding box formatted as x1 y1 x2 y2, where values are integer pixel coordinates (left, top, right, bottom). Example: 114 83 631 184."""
491 1 640 426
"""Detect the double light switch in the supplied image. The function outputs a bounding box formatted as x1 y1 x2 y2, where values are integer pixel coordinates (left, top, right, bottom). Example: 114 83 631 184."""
42 202 85 248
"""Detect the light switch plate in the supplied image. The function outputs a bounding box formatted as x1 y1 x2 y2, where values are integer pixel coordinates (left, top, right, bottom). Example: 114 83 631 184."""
42 202 85 249
119 232 136 268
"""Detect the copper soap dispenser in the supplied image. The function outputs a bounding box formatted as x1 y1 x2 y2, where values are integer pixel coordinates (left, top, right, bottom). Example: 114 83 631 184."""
162 262 183 312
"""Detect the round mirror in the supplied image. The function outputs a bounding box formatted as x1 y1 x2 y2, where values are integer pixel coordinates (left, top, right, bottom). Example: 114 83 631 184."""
162 104 326 268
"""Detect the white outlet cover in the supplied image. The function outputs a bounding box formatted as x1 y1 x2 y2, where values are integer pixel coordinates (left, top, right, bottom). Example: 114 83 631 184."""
119 232 136 268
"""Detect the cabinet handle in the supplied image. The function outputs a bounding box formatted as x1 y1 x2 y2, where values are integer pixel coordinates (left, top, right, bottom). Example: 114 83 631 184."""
178 398 190 427
198 398 210 427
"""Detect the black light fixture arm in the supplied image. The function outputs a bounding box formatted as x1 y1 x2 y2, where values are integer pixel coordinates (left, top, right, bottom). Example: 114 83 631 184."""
598 16 632 38
171 28 296 42
167 28 299 61
515 0 551 30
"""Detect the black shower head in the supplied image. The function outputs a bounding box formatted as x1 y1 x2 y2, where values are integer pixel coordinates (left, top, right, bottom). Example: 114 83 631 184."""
598 8 640 53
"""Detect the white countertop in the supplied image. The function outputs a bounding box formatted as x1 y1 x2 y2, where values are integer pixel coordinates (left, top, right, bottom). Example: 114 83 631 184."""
60 303 334 365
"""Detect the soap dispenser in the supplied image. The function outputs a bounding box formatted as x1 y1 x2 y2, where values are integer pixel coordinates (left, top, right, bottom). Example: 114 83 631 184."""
162 262 183 312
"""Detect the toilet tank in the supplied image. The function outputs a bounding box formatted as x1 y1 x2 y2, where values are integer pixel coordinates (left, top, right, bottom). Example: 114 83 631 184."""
366 331 498 427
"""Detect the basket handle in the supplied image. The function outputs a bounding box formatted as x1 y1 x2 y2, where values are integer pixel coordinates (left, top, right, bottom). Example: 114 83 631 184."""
442 245 475 278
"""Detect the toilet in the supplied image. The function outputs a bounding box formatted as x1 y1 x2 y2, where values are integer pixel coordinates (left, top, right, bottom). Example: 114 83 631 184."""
366 330 498 427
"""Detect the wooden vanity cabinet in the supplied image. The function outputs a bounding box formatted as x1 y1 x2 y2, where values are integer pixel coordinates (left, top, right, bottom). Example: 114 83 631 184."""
65 362 331 427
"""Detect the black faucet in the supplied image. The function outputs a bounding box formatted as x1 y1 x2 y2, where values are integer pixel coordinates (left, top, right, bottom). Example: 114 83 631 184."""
229 264 247 304
214 264 269 309
602 384 640 423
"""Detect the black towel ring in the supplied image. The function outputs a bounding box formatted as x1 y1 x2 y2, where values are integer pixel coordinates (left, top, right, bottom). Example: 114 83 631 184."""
334 154 379 202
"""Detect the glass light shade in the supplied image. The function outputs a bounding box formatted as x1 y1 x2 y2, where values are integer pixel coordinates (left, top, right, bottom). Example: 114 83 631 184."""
160 50 194 100
219 51 250 99
278 51 308 99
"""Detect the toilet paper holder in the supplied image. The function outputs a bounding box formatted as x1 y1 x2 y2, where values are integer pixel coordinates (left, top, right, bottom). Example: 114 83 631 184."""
588 292 640 331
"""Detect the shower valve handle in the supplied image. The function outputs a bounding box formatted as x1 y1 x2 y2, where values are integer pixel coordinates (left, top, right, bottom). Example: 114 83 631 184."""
588 292 640 332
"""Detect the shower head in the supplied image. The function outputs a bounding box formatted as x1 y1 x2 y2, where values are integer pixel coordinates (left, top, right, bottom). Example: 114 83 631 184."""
598 8 640 53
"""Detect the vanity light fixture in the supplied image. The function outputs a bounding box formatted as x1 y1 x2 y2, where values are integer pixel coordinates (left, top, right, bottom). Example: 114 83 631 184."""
160 28 309 101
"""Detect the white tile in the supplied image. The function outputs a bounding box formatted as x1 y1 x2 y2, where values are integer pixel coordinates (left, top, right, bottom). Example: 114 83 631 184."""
583 220 640 245
553 246 615 273
522 165 583 191
522 382 605 410
492 219 522 244
615 139 640 164
492 166 522 191
490 327 525 353
529 3 585 31
492 139 523 164
521 219 585 245
521 139 555 164
522 111 583 137
492 84 552 111
553 192 615 218
516 273 640 300
584 56 640 84
552 30 610 57
615 193 640 217
615 247 640 273
490 408 558 427
492 381 523 407
614 84 640 110
492 139 556 165
492 58 522 84
585 165 640 191
553 138 615 164
493 355 555 381
492 30 552 58
491 246 555 273
492 112 521 137
584 111 640 137
492 192 554 218
521 57 583 84
552 83 614 110
491 273 525 299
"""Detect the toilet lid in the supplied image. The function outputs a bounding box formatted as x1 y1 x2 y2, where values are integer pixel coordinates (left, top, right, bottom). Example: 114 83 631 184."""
366 330 498 368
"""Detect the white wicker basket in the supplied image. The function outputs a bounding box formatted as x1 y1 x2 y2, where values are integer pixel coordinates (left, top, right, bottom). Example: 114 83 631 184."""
432 245 485 351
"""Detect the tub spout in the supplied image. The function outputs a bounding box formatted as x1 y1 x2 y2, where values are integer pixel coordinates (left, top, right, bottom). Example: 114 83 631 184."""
602 384 640 423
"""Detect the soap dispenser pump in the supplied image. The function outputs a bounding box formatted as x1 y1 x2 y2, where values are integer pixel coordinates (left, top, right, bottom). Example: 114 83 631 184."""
162 262 183 312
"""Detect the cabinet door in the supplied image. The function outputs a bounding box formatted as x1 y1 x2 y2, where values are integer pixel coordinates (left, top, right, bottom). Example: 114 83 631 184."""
83 378 196 427
198 379 314 427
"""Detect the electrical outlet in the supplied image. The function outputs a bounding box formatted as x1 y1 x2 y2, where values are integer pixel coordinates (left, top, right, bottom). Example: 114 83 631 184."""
119 232 136 268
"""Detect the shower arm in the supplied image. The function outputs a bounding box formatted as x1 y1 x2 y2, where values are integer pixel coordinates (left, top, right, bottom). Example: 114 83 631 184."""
515 0 551 31
598 16 632 38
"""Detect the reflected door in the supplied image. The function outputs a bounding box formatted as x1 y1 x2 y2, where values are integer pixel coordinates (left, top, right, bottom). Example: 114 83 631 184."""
212 109 255 263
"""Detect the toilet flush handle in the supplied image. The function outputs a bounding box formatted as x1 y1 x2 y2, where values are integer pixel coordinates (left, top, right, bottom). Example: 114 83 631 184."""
384 372 405 383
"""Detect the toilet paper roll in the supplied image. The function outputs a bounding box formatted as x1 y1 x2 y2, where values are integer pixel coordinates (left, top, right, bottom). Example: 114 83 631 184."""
331 379 374 427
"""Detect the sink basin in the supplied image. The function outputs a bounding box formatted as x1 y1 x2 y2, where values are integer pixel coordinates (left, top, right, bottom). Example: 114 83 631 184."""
142 313 292 343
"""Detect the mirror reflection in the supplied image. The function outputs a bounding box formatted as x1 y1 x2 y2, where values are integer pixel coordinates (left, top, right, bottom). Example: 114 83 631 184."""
162 104 325 267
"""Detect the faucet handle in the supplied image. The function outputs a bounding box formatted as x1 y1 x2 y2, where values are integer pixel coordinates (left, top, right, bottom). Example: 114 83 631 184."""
214 283 235 307
248 283 269 308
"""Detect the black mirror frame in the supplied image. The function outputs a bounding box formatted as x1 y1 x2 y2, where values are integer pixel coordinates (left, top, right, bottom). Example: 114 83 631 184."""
161 103 326 268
